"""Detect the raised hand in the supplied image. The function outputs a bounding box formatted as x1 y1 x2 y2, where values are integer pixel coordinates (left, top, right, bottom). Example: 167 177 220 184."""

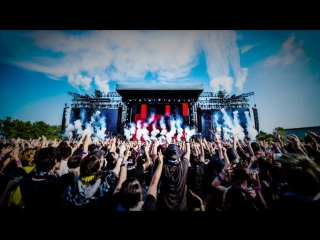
251 171 260 187
286 134 301 149
1 146 13 155
10 148 20 160
308 132 320 143
157 149 163 163
143 141 150 153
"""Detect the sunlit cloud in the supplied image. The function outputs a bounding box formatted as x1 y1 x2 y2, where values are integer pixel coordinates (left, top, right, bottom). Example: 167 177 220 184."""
264 34 307 67
240 44 260 54
1 30 248 93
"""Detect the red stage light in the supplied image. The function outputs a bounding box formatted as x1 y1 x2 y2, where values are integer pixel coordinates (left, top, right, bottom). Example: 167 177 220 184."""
165 105 170 116
182 103 188 116
141 104 147 119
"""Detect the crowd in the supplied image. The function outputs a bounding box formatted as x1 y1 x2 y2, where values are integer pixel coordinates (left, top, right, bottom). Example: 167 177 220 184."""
1 130 320 211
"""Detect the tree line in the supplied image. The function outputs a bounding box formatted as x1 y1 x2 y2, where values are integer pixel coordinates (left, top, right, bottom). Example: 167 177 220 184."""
256 127 314 144
0 117 63 140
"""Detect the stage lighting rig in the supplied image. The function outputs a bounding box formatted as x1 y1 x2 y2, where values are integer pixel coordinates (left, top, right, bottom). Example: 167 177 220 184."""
198 91 254 110
69 90 122 110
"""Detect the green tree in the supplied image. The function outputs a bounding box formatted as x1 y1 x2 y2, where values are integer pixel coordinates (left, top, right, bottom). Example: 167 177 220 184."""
304 133 314 144
0 117 63 140
272 127 285 137
256 130 268 141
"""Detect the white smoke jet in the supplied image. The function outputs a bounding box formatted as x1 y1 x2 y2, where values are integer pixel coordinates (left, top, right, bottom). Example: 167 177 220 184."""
136 120 142 141
74 119 84 137
222 127 232 141
96 113 107 140
233 111 245 140
245 111 258 140
64 109 111 141
141 122 150 141
150 123 159 140
124 128 131 140
177 128 183 142
83 123 93 138
159 117 167 137
80 108 86 124
220 108 235 140
166 118 177 143
184 126 195 142
65 122 75 131
129 123 136 136
213 113 222 133
124 123 136 140
175 116 184 142
148 113 155 125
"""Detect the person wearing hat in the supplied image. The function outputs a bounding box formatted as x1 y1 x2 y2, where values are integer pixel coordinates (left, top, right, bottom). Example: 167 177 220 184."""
157 140 190 211
89 149 107 170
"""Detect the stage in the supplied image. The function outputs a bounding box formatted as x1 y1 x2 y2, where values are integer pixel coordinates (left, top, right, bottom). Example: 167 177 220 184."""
63 85 259 141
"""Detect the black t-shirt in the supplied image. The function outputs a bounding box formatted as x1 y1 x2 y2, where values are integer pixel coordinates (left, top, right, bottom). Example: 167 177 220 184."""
19 172 74 211
112 192 157 211
62 171 118 211
157 158 189 211
187 162 205 193
202 156 225 194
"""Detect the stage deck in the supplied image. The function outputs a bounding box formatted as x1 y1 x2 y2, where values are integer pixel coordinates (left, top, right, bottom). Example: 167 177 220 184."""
116 84 203 100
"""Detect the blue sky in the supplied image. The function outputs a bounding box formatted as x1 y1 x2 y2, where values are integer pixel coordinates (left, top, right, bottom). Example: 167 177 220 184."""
0 30 319 134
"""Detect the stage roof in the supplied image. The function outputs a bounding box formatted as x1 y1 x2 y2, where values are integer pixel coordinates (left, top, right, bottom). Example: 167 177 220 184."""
116 84 204 100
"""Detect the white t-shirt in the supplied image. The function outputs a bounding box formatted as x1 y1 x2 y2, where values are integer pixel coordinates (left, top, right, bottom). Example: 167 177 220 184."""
58 160 69 176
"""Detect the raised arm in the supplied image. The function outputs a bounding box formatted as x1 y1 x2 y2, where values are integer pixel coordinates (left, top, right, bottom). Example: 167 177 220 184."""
114 146 130 194
112 143 126 177
182 136 190 162
147 149 163 199
142 141 151 170
214 131 224 160
277 134 287 154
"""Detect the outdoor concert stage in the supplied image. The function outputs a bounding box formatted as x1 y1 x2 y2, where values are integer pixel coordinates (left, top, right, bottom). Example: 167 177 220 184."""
64 84 259 140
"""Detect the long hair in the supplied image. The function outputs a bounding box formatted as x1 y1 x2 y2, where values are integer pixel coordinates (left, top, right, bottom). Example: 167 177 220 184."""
280 153 320 196
34 147 62 173
120 178 143 210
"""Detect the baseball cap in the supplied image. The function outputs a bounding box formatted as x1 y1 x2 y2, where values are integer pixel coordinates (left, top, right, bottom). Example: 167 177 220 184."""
163 144 184 160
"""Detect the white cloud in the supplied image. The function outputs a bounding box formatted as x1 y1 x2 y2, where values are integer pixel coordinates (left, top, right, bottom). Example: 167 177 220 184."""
235 68 249 91
210 76 234 93
5 30 247 93
94 75 110 93
240 44 260 54
264 34 306 67
68 74 92 90
201 30 248 93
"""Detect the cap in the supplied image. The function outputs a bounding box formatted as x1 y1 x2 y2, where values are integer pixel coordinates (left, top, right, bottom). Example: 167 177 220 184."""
163 144 184 160
89 149 105 159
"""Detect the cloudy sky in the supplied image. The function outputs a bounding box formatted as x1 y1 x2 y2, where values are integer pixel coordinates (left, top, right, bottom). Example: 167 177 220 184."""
0 30 319 133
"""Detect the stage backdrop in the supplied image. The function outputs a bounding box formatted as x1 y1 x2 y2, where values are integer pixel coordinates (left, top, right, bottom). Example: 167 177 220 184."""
69 108 119 135
201 108 251 140
129 103 190 140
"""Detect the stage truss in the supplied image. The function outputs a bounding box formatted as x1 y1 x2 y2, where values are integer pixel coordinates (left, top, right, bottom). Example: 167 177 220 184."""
66 89 255 134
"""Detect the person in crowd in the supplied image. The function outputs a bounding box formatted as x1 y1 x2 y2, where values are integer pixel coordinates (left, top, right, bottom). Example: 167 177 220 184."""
18 147 78 210
1 130 320 212
156 138 190 211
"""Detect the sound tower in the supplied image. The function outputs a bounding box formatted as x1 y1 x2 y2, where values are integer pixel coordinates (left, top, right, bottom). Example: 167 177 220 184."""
61 107 67 132
252 108 259 132
117 106 123 133
197 107 202 133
